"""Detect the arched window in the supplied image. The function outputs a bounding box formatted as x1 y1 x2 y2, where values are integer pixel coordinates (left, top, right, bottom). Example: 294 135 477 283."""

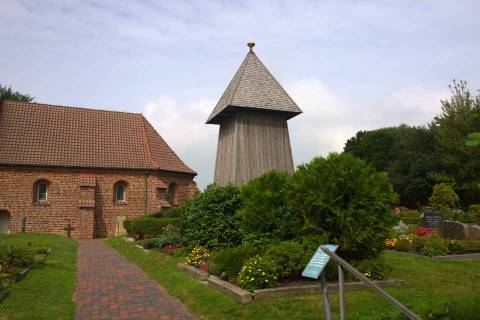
167 182 177 205
115 181 127 202
34 180 49 203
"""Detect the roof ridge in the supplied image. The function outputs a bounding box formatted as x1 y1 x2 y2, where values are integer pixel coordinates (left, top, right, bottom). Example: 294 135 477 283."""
3 100 142 116
225 52 251 106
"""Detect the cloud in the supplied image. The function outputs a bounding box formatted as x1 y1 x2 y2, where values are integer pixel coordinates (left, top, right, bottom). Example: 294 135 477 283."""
143 78 449 189
286 78 448 166
143 96 218 189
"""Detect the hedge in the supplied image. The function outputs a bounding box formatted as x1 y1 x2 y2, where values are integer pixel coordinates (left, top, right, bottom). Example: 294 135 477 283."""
124 216 179 237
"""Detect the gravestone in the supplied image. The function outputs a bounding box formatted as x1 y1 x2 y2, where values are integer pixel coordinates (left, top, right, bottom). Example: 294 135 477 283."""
21 217 26 233
64 223 74 238
422 207 443 228
439 220 480 240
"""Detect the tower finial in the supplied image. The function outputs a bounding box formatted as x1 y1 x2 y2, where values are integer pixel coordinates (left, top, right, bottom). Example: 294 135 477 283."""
247 41 255 53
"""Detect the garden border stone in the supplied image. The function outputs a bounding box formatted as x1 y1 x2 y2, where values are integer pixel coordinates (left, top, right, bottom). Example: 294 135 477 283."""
178 263 405 303
253 279 405 301
177 263 209 281
207 275 253 303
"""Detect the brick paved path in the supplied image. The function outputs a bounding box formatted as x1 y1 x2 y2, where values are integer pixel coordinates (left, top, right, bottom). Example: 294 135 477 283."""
75 240 195 320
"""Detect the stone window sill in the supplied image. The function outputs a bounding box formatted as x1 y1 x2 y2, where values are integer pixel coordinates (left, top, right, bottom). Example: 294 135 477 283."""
114 201 128 205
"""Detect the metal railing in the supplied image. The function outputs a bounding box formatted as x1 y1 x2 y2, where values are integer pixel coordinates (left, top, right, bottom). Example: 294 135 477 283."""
320 247 421 320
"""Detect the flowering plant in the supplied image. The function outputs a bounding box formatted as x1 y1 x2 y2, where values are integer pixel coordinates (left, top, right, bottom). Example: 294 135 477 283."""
416 227 435 237
185 245 210 267
238 255 278 292
447 240 464 253
384 238 398 249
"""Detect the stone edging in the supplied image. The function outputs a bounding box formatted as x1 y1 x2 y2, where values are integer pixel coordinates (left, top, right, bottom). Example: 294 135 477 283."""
176 263 405 303
386 250 480 261
253 279 405 301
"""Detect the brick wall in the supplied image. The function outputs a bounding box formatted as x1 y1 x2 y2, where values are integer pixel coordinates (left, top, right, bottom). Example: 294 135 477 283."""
0 166 197 239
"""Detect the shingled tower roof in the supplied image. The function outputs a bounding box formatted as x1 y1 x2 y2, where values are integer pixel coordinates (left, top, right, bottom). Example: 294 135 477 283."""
206 42 302 124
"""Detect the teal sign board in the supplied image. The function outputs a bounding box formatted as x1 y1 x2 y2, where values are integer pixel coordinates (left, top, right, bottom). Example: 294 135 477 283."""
302 244 339 279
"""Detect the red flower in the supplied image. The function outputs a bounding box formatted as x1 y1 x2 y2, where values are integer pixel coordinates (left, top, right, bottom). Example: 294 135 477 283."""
416 227 435 236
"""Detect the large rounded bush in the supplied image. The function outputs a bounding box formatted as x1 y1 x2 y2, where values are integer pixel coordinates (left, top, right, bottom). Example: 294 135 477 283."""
290 152 399 260
237 171 302 242
180 183 242 250
429 183 459 209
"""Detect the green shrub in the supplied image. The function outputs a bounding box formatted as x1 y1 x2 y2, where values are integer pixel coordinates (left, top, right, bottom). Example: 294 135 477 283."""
447 240 464 253
180 183 242 251
210 245 260 280
399 209 422 225
237 171 302 243
264 241 312 279
238 255 278 292
352 256 392 280
429 183 459 209
124 216 179 238
140 234 181 249
462 240 480 252
421 233 448 257
290 153 399 260
150 207 182 218
396 234 414 252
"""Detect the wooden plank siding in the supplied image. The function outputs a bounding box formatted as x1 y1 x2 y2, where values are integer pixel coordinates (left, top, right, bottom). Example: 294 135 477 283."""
214 110 294 185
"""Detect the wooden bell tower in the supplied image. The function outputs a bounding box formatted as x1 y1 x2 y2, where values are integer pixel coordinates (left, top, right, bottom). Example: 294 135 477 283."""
207 42 302 185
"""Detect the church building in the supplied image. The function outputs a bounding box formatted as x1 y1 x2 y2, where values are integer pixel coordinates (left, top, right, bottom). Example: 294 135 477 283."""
0 100 198 239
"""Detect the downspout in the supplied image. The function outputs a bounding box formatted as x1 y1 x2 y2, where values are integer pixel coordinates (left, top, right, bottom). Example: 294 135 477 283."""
144 170 149 214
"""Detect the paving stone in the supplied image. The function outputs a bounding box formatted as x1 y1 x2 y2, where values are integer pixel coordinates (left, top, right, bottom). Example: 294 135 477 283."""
75 240 195 320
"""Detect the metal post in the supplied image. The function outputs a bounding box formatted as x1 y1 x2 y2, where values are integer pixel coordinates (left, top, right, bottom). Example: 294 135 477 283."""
321 248 421 320
320 271 332 320
338 265 345 320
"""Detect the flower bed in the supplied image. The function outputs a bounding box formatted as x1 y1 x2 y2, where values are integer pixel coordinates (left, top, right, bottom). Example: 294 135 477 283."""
385 226 480 257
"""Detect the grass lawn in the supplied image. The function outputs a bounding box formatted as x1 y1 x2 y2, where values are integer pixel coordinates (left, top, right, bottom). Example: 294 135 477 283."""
107 237 480 320
0 233 78 320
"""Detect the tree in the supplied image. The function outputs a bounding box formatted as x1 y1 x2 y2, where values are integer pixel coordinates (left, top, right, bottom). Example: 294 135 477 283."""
180 183 242 250
236 170 302 243
289 153 398 260
344 125 435 208
429 183 459 209
465 132 480 147
430 80 480 205
0 85 34 102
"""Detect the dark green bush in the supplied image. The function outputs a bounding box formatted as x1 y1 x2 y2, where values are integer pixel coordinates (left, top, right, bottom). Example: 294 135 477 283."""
421 233 448 257
264 241 313 279
180 183 242 251
140 234 181 249
0 244 35 270
399 209 422 225
150 207 182 218
237 171 302 243
462 240 480 252
210 245 261 279
429 183 459 209
290 153 399 260
124 216 179 238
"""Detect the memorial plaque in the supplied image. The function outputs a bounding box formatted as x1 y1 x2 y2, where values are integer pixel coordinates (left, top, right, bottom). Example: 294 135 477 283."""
423 212 443 228
302 244 338 279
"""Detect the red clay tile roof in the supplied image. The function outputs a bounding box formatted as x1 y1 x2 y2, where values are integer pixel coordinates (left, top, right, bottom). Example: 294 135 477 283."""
0 100 195 175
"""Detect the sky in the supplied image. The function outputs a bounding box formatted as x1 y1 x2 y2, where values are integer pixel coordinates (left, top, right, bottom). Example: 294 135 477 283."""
1 0 480 189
